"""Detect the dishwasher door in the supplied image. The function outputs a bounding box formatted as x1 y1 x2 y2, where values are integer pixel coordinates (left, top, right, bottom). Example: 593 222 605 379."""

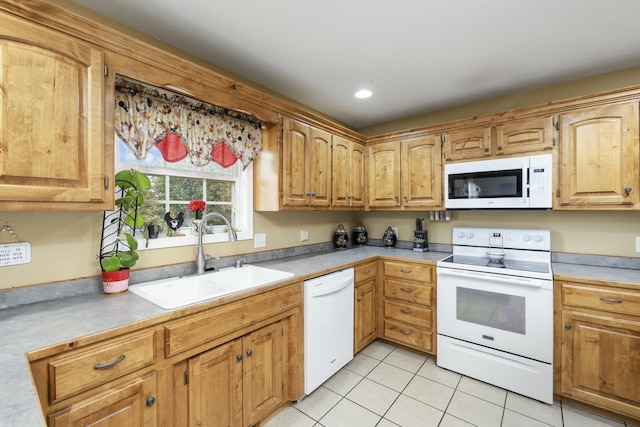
304 268 354 395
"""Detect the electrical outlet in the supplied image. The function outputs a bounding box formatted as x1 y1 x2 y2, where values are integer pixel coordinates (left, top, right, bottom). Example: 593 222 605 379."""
636 236 640 252
254 233 267 248
391 226 399 239
300 229 309 242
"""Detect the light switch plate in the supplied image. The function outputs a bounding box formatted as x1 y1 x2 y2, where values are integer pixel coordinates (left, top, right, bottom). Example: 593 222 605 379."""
636 236 640 252
300 229 309 242
254 233 267 248
391 226 399 239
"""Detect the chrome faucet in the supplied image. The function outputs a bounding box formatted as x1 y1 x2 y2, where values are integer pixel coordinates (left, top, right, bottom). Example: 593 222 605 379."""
196 212 237 274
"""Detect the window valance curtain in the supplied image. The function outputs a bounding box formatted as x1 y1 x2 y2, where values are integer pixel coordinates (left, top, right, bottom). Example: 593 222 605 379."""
114 77 263 169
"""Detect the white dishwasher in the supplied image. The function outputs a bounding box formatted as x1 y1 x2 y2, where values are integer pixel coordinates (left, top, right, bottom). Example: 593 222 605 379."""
304 267 354 395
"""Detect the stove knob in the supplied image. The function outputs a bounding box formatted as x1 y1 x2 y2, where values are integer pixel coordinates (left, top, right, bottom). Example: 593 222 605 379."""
466 232 474 239
534 235 544 242
523 234 532 242
457 231 466 239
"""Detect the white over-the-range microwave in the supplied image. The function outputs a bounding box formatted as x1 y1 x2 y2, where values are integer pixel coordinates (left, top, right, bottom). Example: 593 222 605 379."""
444 154 552 209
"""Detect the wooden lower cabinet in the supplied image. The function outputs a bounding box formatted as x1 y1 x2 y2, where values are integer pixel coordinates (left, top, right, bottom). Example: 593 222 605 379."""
556 278 640 422
189 321 284 427
354 261 377 353
379 260 436 354
48 372 157 427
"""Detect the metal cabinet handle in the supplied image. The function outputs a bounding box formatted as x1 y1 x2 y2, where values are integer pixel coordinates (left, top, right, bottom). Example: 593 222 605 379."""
624 186 632 193
400 330 412 335
565 323 571 330
246 349 253 357
357 297 362 302
400 287 412 293
400 269 412 273
311 192 316 197
237 354 243 362
146 397 156 407
600 296 623 303
497 145 503 151
484 147 490 153
363 269 372 274
93 354 126 370
400 308 412 314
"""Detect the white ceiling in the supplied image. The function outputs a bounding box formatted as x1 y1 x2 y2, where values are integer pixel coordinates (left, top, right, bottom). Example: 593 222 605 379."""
70 0 640 129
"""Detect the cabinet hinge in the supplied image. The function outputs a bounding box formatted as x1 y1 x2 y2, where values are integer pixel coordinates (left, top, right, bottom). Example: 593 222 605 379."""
440 134 445 147
184 371 189 385
104 175 109 190
104 64 108 79
552 116 559 131
556 188 560 198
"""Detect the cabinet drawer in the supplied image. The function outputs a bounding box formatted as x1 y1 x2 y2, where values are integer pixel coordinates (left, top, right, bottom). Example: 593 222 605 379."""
383 261 433 283
384 279 432 306
561 283 640 317
48 330 156 403
384 300 432 329
165 284 301 357
355 261 377 283
383 319 432 352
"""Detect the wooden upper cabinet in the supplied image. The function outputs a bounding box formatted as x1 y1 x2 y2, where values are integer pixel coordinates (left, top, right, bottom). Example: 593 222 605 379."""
332 135 365 208
494 116 555 156
367 142 401 208
443 126 493 161
281 117 331 208
401 135 442 208
368 135 442 209
556 102 640 209
0 12 113 211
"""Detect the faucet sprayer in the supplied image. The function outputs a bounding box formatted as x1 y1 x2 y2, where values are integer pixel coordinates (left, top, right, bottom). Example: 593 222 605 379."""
196 212 237 274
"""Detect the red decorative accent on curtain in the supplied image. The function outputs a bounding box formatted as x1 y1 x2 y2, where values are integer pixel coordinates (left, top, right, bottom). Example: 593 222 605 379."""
114 77 263 169
211 141 238 168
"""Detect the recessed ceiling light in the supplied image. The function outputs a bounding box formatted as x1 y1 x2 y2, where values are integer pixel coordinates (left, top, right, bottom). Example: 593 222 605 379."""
354 89 373 99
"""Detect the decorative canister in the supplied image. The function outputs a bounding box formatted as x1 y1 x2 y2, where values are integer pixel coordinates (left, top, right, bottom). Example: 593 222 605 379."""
333 224 349 250
383 226 397 248
413 230 429 252
352 221 368 246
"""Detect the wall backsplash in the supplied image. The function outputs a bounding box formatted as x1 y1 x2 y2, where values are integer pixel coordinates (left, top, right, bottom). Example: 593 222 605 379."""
1 209 639 291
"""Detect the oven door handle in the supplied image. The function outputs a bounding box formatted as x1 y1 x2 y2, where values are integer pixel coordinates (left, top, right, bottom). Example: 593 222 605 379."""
437 268 548 288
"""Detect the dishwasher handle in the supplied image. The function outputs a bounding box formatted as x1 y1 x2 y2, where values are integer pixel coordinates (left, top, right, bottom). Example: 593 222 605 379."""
305 273 353 298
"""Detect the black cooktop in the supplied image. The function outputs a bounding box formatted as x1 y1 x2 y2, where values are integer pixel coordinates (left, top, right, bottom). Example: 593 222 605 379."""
439 255 550 274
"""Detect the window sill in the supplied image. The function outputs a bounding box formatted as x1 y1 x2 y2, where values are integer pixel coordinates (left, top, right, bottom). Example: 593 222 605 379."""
138 230 252 251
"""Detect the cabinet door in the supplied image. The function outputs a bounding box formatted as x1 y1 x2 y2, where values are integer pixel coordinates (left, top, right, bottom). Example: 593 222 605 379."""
48 372 157 427
367 142 401 208
557 103 640 208
494 116 555 156
350 141 366 207
331 135 351 207
561 310 640 419
188 339 243 427
401 135 442 208
355 279 377 353
0 12 112 210
443 126 492 161
243 322 284 427
309 127 332 207
281 117 310 207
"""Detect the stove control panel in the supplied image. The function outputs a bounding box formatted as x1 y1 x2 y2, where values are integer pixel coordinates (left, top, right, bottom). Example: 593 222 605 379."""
452 227 550 251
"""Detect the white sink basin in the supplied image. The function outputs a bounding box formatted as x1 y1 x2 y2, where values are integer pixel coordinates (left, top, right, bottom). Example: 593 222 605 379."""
129 265 295 309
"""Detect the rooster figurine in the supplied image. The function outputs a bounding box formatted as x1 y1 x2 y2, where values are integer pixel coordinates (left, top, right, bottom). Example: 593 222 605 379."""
164 211 185 235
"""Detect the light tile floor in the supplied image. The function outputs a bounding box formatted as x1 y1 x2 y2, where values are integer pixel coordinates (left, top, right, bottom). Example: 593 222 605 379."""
264 340 637 427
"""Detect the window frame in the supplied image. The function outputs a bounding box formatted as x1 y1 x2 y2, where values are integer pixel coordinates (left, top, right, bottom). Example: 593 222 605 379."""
115 138 254 251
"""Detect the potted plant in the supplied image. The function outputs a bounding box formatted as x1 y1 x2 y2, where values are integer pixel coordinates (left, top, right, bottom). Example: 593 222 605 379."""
142 217 164 247
99 169 151 293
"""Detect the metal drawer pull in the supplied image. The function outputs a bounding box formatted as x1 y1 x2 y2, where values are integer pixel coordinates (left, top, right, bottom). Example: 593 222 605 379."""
363 269 372 274
400 330 412 335
401 308 412 314
93 354 126 370
400 287 412 293
400 269 412 273
600 296 623 303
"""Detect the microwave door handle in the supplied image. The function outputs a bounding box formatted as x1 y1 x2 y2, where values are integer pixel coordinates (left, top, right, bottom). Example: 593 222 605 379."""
522 164 528 204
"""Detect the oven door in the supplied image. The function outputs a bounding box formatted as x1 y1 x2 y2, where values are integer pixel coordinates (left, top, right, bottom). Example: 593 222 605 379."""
436 267 553 363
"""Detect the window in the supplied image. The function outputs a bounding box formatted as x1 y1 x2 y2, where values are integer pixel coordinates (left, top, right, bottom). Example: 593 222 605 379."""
116 136 253 250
